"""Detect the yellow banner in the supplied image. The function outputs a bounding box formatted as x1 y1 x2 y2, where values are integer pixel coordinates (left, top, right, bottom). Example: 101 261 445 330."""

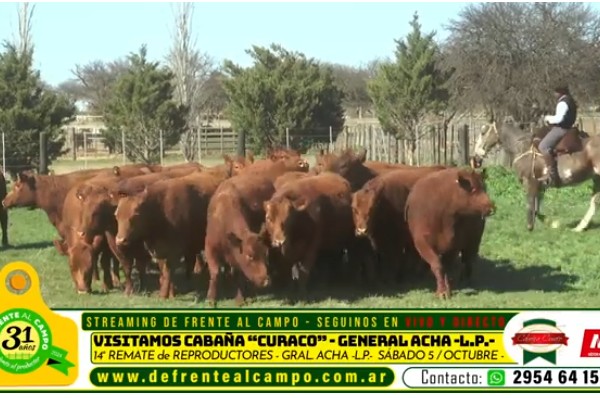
91 332 511 364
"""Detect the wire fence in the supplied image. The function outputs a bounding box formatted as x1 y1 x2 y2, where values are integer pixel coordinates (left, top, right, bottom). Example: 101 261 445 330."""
3 115 600 177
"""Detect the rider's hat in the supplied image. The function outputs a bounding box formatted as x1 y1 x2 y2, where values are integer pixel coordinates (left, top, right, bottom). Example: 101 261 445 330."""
554 85 570 95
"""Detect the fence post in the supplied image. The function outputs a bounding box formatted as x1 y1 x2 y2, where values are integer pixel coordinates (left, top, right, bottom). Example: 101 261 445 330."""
329 126 333 153
39 131 48 175
121 130 126 165
285 128 290 149
458 124 470 166
1 131 5 176
237 129 246 156
159 130 164 165
83 129 88 169
197 126 202 163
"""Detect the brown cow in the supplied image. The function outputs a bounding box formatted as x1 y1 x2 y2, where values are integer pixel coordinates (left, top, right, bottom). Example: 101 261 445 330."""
55 183 117 293
1 169 108 249
273 171 310 191
317 148 378 192
405 168 495 299
0 168 7 247
114 168 230 299
204 174 275 306
263 172 357 299
351 165 448 283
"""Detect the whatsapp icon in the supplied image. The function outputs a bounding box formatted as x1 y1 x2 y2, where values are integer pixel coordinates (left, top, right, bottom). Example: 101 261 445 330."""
487 369 506 386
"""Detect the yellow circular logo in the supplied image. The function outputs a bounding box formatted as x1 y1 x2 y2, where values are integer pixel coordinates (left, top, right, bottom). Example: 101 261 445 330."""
5 270 31 295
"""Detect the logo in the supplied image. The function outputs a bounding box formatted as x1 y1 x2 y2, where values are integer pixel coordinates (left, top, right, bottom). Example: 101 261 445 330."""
0 308 74 375
511 318 568 365
487 369 506 386
0 262 78 387
580 329 600 357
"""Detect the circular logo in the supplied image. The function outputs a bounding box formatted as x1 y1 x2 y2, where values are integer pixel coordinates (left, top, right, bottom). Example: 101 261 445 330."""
515 323 565 354
0 308 52 374
5 270 32 295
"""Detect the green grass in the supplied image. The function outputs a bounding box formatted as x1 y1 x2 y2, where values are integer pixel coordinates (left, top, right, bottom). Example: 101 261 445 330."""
2 166 599 309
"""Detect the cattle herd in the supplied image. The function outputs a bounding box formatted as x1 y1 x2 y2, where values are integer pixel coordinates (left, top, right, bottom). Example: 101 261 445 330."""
0 148 495 305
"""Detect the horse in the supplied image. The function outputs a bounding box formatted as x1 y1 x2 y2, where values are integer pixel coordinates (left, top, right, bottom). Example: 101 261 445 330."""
470 120 600 231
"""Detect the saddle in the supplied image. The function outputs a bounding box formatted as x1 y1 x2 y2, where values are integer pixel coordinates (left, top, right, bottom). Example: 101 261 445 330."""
531 125 586 156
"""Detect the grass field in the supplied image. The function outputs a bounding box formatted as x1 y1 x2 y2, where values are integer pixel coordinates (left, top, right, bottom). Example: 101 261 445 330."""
2 165 600 309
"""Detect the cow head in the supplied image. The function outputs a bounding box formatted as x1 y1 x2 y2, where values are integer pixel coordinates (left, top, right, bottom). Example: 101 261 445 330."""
267 148 302 163
226 230 270 288
263 195 310 249
351 184 381 237
224 154 252 177
61 233 103 294
2 172 38 209
114 188 150 247
453 169 495 217
76 184 114 240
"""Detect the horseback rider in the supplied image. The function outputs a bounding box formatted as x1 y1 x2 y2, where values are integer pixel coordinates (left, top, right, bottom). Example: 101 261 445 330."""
539 85 578 187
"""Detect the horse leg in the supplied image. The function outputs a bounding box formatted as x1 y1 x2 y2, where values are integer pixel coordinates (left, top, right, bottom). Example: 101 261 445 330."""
573 175 600 232
524 179 539 231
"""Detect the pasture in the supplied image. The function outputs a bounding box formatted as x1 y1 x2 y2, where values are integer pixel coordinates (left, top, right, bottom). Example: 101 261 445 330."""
1 163 599 309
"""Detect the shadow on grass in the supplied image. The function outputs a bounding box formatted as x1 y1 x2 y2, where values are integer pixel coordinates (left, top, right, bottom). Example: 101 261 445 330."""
259 256 579 305
5 240 55 251
105 256 578 305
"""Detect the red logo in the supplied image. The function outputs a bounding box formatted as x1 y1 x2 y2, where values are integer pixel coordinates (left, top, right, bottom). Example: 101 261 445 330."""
581 329 600 357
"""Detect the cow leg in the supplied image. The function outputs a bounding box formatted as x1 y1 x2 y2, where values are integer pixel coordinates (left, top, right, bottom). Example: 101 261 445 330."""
99 249 114 292
204 243 221 306
0 208 8 247
156 258 171 299
92 259 100 282
233 268 247 307
105 233 136 295
110 259 121 288
413 237 450 299
295 238 321 302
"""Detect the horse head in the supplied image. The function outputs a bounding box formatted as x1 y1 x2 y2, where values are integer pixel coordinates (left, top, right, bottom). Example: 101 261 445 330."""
471 122 502 168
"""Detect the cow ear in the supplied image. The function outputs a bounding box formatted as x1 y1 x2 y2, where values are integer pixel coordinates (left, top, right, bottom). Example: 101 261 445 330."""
356 148 367 163
292 197 308 212
113 166 121 176
53 239 68 256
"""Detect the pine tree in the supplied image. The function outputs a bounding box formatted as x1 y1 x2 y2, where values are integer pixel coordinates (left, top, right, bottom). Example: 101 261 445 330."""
103 45 187 164
368 12 448 165
222 44 345 154
0 42 75 173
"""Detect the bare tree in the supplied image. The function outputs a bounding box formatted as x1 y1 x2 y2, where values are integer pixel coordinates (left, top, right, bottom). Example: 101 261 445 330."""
14 2 35 55
444 2 600 123
166 2 214 162
62 59 130 115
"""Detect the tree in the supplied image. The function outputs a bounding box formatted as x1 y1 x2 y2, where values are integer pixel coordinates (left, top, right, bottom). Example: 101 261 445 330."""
325 63 372 115
0 43 76 173
165 2 214 162
14 2 35 56
61 59 130 115
368 12 448 165
103 45 187 164
197 70 228 119
222 44 345 153
444 2 600 122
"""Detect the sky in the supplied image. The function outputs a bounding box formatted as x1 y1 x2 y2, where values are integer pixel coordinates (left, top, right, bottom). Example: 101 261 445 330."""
0 1 593 87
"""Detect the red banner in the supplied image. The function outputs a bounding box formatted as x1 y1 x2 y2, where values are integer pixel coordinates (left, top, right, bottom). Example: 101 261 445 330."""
512 332 569 345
